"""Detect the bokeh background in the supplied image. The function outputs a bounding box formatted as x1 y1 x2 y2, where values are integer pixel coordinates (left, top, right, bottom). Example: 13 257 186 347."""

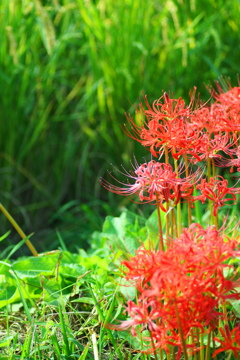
1 0 239 254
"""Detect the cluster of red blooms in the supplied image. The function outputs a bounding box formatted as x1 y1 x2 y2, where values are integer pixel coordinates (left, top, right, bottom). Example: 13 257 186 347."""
125 86 240 163
116 224 239 358
100 85 240 216
101 83 240 358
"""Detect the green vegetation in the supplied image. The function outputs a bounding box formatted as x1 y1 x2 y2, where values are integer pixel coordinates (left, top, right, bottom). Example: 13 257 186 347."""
0 209 164 359
0 0 240 251
0 208 239 358
0 0 239 358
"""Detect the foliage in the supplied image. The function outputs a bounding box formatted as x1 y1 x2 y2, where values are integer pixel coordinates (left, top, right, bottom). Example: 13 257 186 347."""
0 237 120 358
0 0 240 251
0 0 240 358
0 206 239 358
0 209 163 359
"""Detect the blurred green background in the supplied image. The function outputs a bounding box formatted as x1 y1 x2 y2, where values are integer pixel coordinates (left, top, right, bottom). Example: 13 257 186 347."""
0 0 239 254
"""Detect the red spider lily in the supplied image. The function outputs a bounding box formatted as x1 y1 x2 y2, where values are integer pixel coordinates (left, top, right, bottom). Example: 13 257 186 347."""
99 160 202 211
112 295 203 356
210 84 240 110
112 298 188 356
124 87 239 162
213 325 240 358
195 176 238 216
204 104 239 133
110 299 161 337
122 224 239 285
124 93 203 159
189 133 233 164
143 92 191 123
208 84 240 134
121 247 162 288
137 118 203 159
190 105 227 134
114 224 239 356
211 103 240 133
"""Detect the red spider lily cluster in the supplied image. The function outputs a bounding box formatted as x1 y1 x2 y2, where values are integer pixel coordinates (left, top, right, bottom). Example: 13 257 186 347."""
116 224 239 358
100 84 240 224
123 87 240 161
100 82 240 359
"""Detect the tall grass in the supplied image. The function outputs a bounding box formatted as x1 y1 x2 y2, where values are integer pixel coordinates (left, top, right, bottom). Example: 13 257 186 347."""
0 0 239 252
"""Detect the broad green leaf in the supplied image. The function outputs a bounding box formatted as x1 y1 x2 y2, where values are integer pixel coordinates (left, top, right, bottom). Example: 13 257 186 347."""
12 252 87 279
12 253 61 278
0 261 11 277
71 297 95 305
0 284 18 308
0 250 111 307
43 278 68 304
101 209 144 254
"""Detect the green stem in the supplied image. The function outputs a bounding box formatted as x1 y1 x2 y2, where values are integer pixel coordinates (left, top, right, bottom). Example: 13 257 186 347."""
211 158 216 177
207 158 212 182
165 201 170 248
183 154 192 226
200 332 204 360
195 328 200 360
0 203 38 257
149 332 158 360
174 302 188 360
213 213 219 229
204 331 211 360
193 186 201 224
211 331 215 358
171 208 177 237
156 193 164 251
221 300 228 327
174 160 182 236
167 350 172 360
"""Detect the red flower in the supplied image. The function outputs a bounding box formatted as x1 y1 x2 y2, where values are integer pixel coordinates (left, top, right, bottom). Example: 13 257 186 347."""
100 160 201 211
124 93 203 159
110 299 160 337
208 84 240 133
195 176 238 216
188 133 232 164
211 85 240 110
143 93 191 123
213 325 240 358
114 224 239 356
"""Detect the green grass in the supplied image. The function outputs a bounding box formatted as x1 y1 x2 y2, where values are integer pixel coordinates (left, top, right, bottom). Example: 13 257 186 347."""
0 0 240 251
0 209 158 359
0 208 239 359
0 1 239 358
